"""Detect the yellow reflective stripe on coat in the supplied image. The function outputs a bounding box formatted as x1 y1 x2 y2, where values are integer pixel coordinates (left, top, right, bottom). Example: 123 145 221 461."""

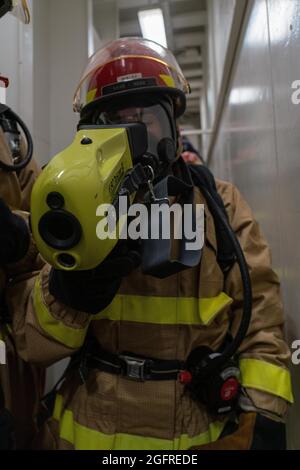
94 292 233 325
53 394 226 450
33 276 89 349
240 358 294 403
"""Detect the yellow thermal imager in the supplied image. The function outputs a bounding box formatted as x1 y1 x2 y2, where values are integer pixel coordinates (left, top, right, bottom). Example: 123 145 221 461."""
30 124 148 271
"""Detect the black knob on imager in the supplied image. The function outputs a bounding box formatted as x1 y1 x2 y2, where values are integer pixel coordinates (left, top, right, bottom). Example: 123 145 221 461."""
81 137 93 145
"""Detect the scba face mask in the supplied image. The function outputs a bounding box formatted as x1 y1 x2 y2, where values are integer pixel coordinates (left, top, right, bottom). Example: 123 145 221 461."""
0 0 30 24
90 95 177 168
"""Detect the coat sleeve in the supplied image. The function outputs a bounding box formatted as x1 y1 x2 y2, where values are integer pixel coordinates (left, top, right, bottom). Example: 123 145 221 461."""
6 263 92 367
217 179 293 418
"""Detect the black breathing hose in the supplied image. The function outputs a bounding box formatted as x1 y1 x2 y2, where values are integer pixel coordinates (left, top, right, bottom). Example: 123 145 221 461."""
190 167 252 375
0 104 33 172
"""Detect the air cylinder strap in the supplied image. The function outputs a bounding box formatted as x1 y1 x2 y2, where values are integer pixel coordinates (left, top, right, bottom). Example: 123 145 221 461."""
142 160 202 278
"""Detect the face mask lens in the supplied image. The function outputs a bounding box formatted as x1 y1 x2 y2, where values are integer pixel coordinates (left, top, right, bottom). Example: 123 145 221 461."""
97 104 173 157
98 109 142 125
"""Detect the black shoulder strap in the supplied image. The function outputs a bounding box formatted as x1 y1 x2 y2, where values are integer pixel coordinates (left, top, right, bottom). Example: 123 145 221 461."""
189 164 236 275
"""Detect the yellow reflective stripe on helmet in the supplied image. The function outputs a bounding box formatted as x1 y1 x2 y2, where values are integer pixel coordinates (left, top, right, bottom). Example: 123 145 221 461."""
159 74 175 88
53 394 226 450
33 276 89 349
86 88 97 104
93 292 233 325
240 358 294 403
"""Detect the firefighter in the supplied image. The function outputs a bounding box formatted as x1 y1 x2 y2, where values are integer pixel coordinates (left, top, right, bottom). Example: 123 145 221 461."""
0 0 46 449
0 101 45 448
8 37 293 450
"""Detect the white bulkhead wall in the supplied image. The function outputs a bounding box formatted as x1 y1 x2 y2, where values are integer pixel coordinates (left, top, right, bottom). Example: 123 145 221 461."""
205 0 300 449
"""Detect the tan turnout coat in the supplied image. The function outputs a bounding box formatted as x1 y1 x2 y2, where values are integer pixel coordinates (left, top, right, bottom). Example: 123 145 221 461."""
6 158 293 450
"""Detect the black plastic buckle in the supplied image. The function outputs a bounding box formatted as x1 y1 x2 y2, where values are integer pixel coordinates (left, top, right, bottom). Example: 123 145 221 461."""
120 354 150 381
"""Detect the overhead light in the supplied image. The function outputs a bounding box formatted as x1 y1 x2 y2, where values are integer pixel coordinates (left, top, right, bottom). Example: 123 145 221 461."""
229 87 263 106
138 8 167 48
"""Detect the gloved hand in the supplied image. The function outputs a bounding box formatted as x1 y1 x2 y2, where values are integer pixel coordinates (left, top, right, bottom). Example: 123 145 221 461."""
0 198 30 265
49 241 141 314
250 413 286 450
190 412 286 450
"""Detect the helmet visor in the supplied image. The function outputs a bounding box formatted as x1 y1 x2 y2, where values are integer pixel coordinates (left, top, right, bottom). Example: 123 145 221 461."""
73 37 189 113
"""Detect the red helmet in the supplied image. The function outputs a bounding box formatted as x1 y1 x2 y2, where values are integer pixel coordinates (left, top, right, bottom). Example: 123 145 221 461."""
73 37 190 118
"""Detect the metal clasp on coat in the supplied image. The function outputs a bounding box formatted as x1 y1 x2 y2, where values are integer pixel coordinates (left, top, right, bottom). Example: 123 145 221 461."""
119 354 147 381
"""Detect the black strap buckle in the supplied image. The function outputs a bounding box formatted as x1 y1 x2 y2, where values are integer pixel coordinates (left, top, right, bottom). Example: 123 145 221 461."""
119 354 151 381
